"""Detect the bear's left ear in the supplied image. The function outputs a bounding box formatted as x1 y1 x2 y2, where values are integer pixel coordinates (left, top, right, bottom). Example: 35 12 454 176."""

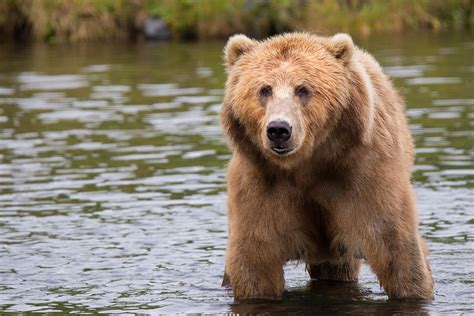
324 33 354 62
224 34 258 71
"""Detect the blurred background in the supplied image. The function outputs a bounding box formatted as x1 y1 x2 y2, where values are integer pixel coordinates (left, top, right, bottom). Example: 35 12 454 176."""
0 0 473 42
0 0 472 314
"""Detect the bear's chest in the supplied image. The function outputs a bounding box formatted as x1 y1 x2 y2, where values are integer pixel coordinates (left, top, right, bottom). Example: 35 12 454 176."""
279 198 364 263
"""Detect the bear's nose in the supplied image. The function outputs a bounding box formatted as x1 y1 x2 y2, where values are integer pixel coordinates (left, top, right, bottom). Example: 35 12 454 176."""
267 121 292 142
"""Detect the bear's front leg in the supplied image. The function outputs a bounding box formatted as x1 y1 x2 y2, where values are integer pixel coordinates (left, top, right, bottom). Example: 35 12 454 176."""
364 232 434 299
349 187 434 299
226 237 285 300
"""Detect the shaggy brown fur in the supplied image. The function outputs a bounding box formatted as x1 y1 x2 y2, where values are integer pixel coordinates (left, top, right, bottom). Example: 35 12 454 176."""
220 33 434 301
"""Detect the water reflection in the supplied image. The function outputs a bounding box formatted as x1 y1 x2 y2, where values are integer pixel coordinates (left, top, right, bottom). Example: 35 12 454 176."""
229 281 430 315
0 33 472 313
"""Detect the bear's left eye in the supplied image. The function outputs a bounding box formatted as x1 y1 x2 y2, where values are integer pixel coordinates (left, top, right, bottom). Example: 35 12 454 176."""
259 85 272 98
295 85 310 98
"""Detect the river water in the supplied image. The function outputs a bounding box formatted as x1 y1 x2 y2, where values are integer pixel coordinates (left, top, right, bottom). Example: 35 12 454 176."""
0 33 472 313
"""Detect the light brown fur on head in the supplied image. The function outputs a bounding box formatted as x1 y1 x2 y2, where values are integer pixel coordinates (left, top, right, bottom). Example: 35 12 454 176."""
221 33 433 301
222 33 375 170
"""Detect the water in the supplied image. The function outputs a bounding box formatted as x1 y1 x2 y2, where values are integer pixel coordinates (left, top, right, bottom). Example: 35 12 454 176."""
0 33 472 313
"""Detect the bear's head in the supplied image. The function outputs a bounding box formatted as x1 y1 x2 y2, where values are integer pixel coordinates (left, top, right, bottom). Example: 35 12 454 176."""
221 33 375 170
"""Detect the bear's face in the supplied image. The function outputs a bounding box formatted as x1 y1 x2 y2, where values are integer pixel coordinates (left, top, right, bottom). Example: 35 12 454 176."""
222 33 357 169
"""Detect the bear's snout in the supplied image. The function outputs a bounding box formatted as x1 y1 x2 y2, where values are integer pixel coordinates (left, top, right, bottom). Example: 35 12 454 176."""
266 120 292 154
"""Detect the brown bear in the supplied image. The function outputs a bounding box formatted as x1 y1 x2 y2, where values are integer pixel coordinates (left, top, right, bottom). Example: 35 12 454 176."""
220 32 434 301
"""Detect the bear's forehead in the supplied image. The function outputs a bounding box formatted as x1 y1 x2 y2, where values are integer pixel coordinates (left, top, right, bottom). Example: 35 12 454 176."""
231 34 345 87
239 46 330 80
261 36 327 57
238 38 331 71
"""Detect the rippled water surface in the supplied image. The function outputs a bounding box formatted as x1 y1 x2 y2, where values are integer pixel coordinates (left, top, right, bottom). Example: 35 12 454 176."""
0 33 473 313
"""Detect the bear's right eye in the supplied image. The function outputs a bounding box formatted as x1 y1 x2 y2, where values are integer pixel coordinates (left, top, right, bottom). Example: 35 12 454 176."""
295 85 310 98
259 85 272 98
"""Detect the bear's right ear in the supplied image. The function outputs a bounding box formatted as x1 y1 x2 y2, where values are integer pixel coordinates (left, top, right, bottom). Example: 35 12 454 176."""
224 34 257 70
323 33 354 62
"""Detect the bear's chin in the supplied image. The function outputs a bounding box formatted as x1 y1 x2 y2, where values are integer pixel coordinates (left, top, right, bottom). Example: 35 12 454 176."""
264 144 297 157
270 147 294 156
263 147 305 170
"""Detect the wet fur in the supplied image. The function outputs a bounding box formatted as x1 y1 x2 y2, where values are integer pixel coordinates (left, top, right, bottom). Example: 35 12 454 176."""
221 33 434 300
